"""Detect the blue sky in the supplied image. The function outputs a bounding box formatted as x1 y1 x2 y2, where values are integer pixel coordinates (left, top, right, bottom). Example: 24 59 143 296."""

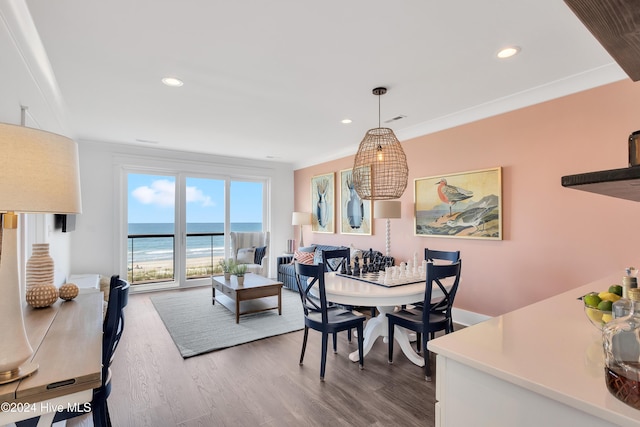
127 174 263 223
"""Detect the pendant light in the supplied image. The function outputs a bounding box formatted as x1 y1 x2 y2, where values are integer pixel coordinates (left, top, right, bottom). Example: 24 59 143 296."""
352 87 408 200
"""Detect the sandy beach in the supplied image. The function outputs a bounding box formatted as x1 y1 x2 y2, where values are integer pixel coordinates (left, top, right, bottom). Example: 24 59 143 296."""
128 256 226 282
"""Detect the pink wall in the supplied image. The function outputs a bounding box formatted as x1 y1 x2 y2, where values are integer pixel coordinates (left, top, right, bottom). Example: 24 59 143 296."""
294 80 640 317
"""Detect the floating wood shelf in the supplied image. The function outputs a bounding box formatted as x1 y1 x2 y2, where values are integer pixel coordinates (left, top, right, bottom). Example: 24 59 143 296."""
561 166 640 201
564 0 640 81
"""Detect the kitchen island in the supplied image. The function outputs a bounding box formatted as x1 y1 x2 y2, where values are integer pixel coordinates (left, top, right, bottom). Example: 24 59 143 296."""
428 274 640 427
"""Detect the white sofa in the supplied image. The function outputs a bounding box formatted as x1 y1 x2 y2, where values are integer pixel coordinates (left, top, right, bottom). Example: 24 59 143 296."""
229 231 270 277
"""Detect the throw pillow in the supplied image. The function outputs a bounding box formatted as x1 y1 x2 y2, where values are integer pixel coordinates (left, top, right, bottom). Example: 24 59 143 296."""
294 250 315 265
254 246 267 264
237 247 256 264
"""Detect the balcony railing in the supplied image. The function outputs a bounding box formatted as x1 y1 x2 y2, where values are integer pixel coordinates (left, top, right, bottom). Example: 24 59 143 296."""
127 232 225 284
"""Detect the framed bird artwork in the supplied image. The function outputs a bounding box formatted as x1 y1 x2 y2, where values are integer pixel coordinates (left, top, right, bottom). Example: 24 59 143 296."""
414 167 502 240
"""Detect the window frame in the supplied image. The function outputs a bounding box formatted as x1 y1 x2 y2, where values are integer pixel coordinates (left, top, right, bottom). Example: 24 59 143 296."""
119 163 269 291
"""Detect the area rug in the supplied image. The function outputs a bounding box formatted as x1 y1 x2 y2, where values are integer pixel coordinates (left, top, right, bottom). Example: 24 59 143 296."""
150 287 303 358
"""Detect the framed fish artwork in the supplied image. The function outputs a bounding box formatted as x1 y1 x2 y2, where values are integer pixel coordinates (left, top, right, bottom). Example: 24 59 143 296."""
339 169 371 235
311 172 335 233
414 167 502 240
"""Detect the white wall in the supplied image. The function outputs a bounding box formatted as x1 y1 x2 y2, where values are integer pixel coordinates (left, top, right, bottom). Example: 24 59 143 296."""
0 1 74 288
72 140 294 281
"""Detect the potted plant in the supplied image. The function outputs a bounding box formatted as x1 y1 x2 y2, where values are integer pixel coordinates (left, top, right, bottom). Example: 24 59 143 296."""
233 263 247 286
218 258 236 281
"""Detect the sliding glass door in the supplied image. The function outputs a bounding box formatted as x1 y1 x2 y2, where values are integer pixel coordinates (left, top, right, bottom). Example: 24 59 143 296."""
126 172 265 289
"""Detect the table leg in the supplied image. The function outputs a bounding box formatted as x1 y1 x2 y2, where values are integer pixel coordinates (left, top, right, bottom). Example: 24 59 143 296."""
235 297 240 324
348 306 424 366
212 284 216 305
393 325 425 366
278 287 282 315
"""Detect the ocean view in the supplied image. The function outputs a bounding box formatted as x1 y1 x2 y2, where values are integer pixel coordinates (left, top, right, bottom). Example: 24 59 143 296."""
127 222 262 264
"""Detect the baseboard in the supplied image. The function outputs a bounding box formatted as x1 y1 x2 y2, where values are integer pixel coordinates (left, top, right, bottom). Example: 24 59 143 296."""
452 307 491 327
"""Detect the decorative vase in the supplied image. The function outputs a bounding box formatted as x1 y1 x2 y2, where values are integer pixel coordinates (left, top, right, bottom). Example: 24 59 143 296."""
26 243 54 292
237 275 245 286
59 283 79 301
26 284 58 308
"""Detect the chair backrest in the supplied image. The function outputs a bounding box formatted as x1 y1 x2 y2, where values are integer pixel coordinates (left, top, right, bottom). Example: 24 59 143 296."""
103 276 130 384
229 231 270 263
295 262 329 324
321 248 350 273
422 261 462 324
425 248 460 263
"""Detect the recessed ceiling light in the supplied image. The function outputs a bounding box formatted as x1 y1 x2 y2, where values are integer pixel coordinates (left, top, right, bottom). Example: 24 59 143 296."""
162 77 184 87
341 119 352 124
497 46 520 59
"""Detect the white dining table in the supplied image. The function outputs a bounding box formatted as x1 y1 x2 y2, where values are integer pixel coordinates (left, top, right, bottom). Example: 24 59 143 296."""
322 272 450 366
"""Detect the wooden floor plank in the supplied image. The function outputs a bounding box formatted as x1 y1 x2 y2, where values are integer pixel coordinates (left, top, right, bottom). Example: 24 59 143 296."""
108 288 441 426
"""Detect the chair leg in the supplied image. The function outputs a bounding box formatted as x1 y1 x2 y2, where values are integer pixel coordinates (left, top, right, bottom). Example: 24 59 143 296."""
416 332 422 353
423 333 432 381
299 326 309 365
92 399 110 427
347 328 352 342
388 322 395 364
320 332 329 381
333 332 338 354
357 324 364 370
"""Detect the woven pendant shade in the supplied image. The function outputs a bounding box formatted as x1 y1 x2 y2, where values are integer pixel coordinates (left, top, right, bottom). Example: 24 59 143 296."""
352 88 409 200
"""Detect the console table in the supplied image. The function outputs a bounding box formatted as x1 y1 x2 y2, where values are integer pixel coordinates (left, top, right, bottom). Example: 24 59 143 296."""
0 292 103 426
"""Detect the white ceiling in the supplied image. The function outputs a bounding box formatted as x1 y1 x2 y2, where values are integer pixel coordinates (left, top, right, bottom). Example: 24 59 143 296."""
23 0 627 169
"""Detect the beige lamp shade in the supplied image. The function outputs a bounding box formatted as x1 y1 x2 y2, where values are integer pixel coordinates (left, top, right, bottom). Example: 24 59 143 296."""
292 212 312 226
374 200 401 219
0 123 82 214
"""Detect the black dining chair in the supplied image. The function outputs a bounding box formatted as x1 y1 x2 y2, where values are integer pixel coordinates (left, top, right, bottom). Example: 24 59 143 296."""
322 248 376 323
321 248 350 274
404 248 461 332
424 248 460 333
294 262 364 380
387 260 461 381
17 275 130 427
425 248 460 264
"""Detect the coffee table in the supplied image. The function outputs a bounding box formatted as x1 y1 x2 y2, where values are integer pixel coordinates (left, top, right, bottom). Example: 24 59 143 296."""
211 273 283 323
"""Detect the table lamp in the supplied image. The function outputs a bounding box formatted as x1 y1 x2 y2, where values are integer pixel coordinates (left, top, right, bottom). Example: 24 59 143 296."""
0 123 82 384
373 200 401 257
291 212 311 249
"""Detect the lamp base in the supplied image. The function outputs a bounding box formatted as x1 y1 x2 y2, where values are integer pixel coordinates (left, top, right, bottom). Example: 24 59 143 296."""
0 361 38 385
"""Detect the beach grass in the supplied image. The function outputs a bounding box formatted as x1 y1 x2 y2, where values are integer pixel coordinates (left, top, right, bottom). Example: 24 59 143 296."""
128 256 225 284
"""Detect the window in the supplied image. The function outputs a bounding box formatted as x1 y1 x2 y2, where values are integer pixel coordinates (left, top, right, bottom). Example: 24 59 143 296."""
126 172 265 288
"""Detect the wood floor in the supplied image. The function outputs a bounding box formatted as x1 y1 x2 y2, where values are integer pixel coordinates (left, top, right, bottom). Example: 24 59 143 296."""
108 288 440 427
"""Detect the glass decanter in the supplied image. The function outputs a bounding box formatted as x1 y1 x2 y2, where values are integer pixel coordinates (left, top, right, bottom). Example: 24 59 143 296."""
602 288 640 409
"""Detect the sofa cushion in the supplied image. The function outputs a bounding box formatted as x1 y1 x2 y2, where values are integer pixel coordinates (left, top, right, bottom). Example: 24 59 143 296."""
294 250 315 264
237 247 256 264
254 246 267 264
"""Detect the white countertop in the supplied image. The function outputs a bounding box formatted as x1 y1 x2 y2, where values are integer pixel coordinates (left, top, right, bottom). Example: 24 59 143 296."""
428 274 640 426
